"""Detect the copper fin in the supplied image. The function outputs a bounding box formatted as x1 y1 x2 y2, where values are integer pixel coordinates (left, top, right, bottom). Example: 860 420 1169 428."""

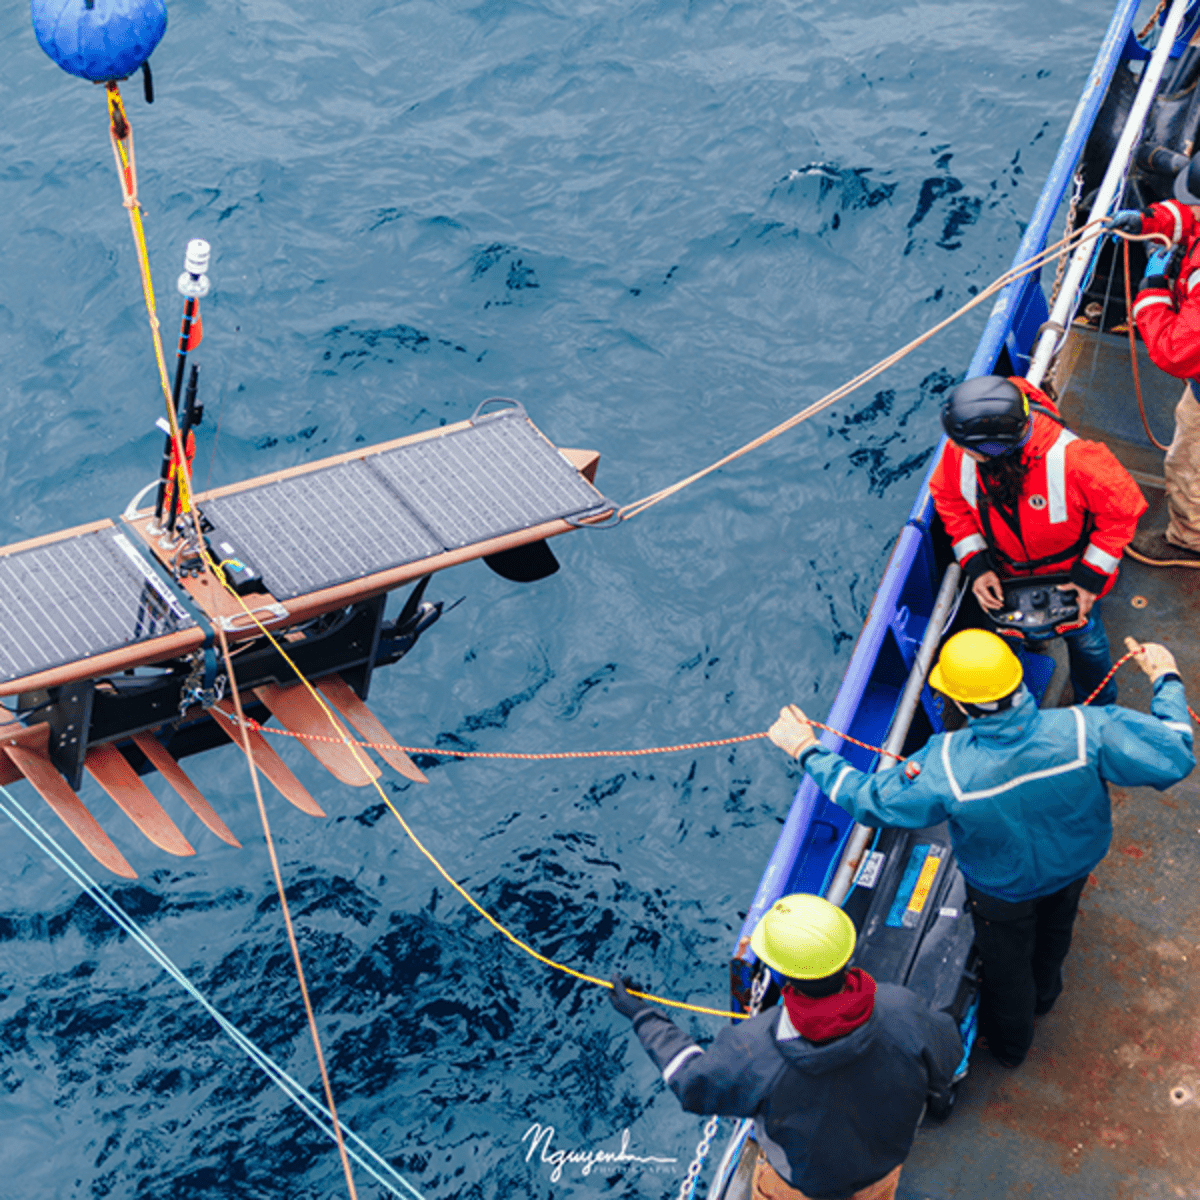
253 683 380 787
3 744 136 878
210 701 326 817
317 675 428 784
132 734 242 847
85 744 195 857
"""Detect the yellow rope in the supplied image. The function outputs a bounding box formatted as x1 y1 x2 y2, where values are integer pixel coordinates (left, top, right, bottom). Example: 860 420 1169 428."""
104 83 192 517
199 551 746 1021
168 218 1112 1024
103 87 360 1197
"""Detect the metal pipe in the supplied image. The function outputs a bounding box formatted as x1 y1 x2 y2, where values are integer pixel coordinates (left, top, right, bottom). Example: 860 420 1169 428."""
1026 0 1193 388
824 563 963 907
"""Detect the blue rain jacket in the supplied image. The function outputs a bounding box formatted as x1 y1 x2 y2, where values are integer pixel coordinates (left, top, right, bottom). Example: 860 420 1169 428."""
802 678 1194 902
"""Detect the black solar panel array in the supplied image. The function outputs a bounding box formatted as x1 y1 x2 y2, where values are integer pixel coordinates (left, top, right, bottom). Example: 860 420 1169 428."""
0 529 194 685
0 409 606 685
202 409 608 600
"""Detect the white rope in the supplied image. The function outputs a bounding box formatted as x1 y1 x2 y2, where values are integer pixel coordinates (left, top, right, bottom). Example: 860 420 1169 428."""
0 784 426 1200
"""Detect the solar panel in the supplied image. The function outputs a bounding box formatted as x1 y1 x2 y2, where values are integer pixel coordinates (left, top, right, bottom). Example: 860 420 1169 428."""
200 459 443 601
0 529 194 685
367 412 609 549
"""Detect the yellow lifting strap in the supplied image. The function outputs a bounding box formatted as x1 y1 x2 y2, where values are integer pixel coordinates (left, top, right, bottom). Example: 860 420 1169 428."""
104 82 192 517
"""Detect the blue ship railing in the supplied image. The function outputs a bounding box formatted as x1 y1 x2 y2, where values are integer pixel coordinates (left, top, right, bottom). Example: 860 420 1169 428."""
734 0 1145 957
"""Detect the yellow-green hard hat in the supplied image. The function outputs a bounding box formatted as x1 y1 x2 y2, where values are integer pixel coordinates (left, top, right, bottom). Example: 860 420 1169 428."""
928 627 1023 704
750 893 856 980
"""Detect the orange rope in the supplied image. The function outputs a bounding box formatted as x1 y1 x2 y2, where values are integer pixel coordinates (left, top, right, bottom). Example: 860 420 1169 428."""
223 717 904 763
231 650 1197 764
1123 237 1171 451
102 88 358 1198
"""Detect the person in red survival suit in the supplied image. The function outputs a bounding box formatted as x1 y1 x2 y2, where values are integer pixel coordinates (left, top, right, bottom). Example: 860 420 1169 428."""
929 375 1146 706
1115 176 1200 562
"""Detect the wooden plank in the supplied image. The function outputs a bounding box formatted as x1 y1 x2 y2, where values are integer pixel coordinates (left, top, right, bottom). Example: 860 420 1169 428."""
210 701 326 817
84 745 195 857
0 712 50 786
2 744 136 878
253 684 380 787
317 675 428 784
132 734 242 847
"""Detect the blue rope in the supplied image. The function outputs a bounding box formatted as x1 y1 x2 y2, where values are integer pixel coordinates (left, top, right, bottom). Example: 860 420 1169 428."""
0 784 426 1200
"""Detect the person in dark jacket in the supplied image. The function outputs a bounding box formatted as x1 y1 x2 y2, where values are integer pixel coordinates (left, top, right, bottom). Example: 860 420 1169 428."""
610 893 962 1200
768 630 1194 1068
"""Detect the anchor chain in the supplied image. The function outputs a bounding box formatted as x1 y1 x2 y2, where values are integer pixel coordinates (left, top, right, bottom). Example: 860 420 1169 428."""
676 969 772 1199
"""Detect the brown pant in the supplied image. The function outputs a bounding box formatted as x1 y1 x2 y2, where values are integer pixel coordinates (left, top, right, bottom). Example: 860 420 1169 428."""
1164 383 1200 551
751 1156 902 1200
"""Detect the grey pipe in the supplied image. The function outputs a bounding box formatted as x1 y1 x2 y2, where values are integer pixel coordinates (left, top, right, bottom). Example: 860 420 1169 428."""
824 563 963 906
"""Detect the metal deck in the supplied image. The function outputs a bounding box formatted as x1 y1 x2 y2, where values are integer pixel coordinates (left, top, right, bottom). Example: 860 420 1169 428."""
895 333 1200 1199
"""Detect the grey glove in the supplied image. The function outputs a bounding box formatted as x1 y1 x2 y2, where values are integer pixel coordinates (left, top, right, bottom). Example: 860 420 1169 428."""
609 973 652 1021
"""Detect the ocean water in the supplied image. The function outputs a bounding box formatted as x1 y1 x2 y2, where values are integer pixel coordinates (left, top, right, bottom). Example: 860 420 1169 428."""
0 1 1119 1196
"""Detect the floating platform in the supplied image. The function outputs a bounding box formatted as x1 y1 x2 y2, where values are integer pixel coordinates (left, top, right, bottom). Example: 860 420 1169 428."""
0 401 608 876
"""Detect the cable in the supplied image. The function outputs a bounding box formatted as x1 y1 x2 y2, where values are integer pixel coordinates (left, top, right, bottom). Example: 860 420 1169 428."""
0 784 427 1200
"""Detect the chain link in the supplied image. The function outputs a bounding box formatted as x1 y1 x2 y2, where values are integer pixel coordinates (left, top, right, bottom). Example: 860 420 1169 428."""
1138 0 1169 42
677 1114 722 1200
1048 167 1085 310
675 965 773 1199
176 649 226 717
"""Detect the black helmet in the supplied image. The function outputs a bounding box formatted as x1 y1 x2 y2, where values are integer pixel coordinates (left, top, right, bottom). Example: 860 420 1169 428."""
941 375 1030 454
1175 151 1200 205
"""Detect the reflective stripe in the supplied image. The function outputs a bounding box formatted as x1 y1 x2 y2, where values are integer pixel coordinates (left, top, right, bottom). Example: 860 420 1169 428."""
953 533 988 562
1045 429 1077 524
941 707 1087 802
1082 542 1121 573
959 453 977 509
1164 200 1184 245
828 765 852 803
662 1046 704 1082
1133 293 1173 319
1188 269 1200 294
1163 720 1193 734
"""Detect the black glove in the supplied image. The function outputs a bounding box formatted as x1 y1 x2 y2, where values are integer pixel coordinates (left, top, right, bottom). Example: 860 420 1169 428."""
1109 209 1144 235
609 973 652 1021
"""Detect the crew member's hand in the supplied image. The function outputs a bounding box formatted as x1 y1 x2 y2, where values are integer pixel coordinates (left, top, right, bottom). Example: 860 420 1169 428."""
1057 581 1097 619
972 570 1006 612
1144 245 1177 280
1124 636 1178 682
609 973 652 1020
1110 210 1143 235
768 704 818 759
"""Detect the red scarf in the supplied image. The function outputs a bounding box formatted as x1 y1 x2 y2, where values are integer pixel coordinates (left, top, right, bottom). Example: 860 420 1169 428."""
782 968 877 1044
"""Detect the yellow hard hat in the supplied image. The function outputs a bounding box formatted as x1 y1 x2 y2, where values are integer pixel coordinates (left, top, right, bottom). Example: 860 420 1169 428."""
928 628 1024 704
749 893 856 980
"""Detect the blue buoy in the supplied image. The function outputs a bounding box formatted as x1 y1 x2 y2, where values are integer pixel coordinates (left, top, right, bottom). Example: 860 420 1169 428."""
31 0 167 83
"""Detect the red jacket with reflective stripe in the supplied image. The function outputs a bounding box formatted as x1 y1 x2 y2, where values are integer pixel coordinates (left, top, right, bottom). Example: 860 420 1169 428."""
1130 200 1200 379
928 381 1146 595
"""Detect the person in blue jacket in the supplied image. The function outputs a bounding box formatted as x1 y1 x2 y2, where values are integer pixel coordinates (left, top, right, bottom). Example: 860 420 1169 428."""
768 629 1194 1068
610 893 962 1200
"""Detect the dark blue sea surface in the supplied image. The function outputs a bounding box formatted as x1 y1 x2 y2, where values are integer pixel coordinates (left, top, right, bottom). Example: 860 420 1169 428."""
0 1 1118 1196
